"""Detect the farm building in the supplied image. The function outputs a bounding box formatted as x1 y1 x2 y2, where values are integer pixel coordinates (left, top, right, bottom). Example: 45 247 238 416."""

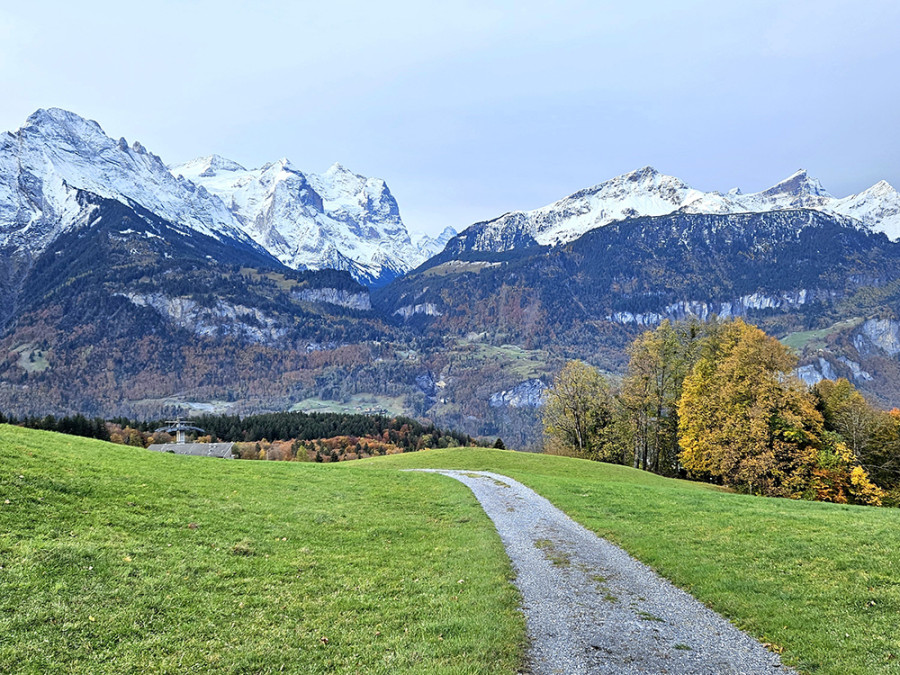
147 442 236 458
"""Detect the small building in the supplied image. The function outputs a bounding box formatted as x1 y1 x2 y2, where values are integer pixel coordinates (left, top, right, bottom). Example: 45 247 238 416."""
147 442 236 458
148 418 235 458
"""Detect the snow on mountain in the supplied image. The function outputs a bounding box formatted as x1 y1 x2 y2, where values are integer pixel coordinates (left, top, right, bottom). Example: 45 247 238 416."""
412 226 457 261
463 167 705 251
451 166 900 253
0 108 450 285
0 109 254 259
170 157 453 283
831 181 900 240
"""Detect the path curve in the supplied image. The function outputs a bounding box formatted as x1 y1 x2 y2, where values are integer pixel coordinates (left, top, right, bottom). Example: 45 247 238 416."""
410 469 794 675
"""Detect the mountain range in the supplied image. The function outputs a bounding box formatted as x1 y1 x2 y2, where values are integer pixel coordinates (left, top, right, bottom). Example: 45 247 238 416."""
0 108 453 288
442 165 900 255
3 107 900 447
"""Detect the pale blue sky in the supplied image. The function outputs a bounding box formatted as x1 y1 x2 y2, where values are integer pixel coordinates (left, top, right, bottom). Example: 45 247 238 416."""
1 0 898 234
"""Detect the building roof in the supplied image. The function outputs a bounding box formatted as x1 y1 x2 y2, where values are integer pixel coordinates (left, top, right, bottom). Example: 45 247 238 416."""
146 442 235 458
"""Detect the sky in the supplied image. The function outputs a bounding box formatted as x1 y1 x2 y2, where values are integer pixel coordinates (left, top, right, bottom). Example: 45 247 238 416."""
0 0 898 235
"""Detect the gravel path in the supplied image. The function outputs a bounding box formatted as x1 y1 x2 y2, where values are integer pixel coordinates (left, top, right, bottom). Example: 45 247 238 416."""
410 469 795 675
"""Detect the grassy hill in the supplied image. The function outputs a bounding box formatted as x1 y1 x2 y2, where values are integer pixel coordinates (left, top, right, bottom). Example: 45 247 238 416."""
375 450 900 675
0 426 522 674
2 426 898 673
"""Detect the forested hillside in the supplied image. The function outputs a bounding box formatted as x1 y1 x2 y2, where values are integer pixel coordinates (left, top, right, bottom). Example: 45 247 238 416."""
6 199 900 447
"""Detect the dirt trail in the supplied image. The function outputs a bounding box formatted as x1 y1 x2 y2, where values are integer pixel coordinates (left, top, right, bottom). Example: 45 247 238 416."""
410 469 795 675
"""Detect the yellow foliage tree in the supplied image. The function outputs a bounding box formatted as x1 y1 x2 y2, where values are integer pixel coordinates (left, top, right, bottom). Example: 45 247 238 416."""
678 320 824 496
543 360 616 460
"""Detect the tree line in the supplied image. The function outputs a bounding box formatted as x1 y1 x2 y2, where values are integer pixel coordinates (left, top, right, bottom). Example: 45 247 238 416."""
0 411 111 441
543 318 897 506
0 409 473 458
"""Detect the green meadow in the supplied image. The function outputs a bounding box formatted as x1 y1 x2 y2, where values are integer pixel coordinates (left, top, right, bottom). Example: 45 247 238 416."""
2 425 899 674
0 426 522 674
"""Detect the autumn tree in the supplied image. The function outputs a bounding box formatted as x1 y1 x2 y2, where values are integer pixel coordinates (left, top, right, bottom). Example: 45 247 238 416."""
805 433 883 505
542 360 617 460
678 319 825 496
869 410 900 492
812 379 879 459
814 380 900 490
621 319 705 474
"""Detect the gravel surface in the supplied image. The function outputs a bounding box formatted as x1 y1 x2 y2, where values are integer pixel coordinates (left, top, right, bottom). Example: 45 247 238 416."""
409 469 795 675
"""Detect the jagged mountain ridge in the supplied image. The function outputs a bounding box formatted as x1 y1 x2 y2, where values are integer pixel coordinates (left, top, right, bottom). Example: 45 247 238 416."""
376 208 900 404
0 108 451 286
443 166 900 256
171 155 454 285
0 108 256 258
382 209 898 329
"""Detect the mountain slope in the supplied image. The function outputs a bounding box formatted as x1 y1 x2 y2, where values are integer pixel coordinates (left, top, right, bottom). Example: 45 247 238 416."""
442 166 900 256
0 191 395 417
377 209 900 405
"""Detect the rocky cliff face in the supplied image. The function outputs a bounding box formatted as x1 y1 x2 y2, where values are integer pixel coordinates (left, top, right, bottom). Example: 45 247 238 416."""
490 379 547 408
293 287 372 311
120 292 291 344
857 318 900 357
608 289 838 326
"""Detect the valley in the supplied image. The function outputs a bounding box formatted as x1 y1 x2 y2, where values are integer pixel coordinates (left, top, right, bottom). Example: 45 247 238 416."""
4 5 899 675
3 109 900 448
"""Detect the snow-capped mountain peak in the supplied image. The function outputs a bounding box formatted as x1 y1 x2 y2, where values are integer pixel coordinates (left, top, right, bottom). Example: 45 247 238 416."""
172 153 446 284
451 166 900 254
830 179 900 240
172 154 248 178
23 107 105 143
413 226 458 262
1 109 255 258
759 168 832 199
469 165 711 249
324 161 349 175
855 179 896 198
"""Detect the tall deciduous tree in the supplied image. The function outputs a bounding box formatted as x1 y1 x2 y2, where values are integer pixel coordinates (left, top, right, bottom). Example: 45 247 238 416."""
542 360 616 460
813 378 879 460
678 320 824 496
621 319 704 474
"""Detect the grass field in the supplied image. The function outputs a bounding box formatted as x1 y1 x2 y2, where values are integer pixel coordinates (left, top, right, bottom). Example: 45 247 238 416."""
0 426 523 674
451 339 551 380
780 317 863 355
2 428 898 674
375 450 900 675
289 394 408 416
